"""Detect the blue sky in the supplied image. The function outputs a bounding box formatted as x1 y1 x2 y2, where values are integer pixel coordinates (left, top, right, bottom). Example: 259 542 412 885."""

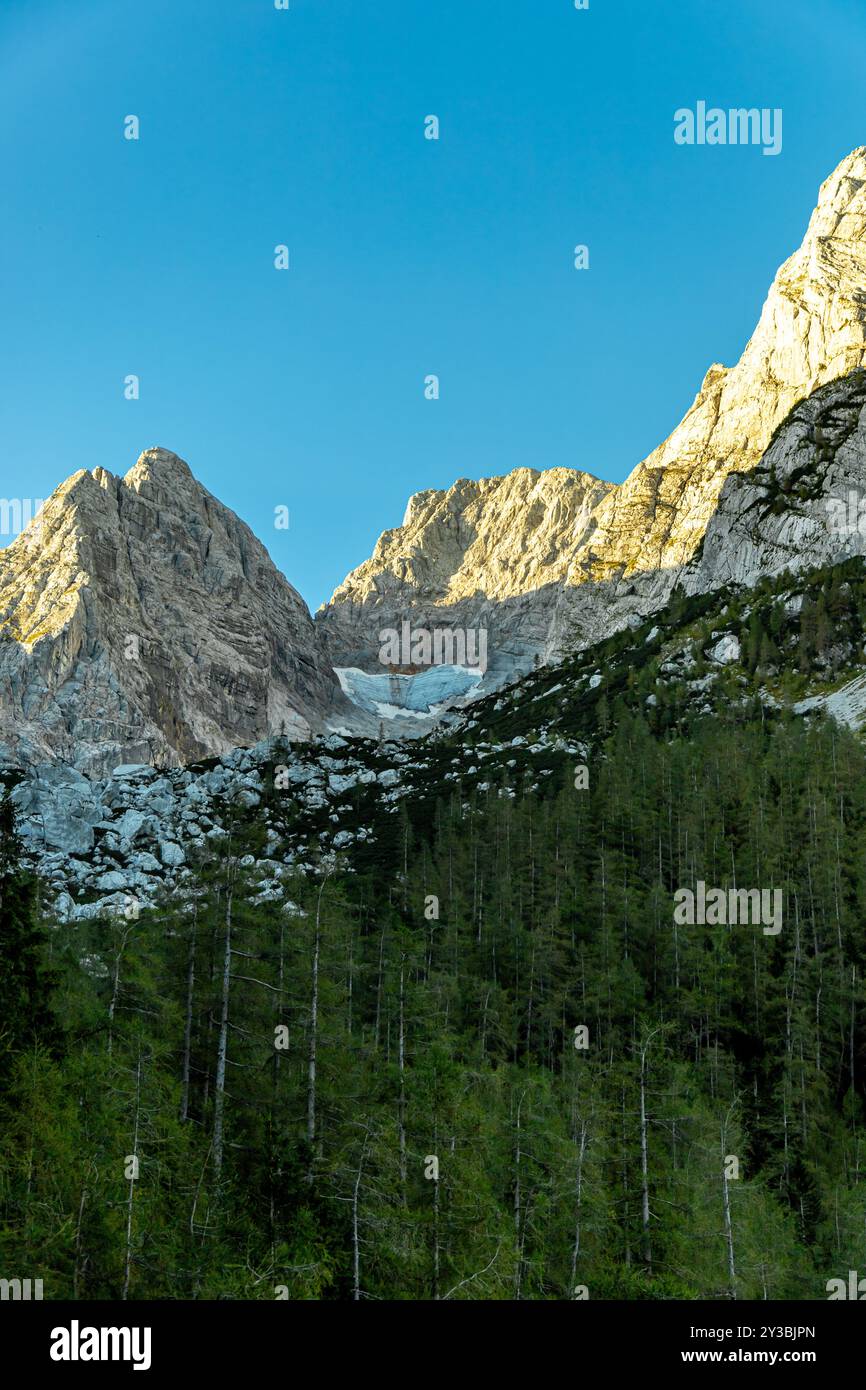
2 0 866 610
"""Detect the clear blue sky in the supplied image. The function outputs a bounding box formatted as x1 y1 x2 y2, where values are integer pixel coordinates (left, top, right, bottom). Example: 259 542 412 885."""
2 0 866 610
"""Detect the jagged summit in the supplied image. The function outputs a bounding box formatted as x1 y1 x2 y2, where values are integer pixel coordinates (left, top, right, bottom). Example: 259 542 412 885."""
806 143 866 222
0 449 353 773
123 446 195 488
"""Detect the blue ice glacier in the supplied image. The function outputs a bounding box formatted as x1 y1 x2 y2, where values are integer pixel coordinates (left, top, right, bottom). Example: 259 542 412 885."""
335 665 483 719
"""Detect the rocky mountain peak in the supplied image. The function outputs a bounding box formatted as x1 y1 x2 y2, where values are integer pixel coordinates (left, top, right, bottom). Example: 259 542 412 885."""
123 446 195 491
0 450 355 773
807 144 866 225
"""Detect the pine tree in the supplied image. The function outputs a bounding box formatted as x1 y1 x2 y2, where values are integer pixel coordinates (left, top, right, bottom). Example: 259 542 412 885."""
0 789 54 1073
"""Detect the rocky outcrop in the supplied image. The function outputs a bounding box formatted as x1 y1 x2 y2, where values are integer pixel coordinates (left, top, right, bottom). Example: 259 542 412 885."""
687 368 866 592
318 467 614 686
11 726 585 923
0 448 353 773
320 148 866 672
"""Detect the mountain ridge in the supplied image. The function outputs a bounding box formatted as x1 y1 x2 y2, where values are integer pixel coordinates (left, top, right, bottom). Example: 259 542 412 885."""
7 149 866 767
319 147 866 675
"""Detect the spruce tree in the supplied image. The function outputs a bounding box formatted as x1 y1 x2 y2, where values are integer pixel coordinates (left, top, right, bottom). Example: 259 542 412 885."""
0 789 54 1070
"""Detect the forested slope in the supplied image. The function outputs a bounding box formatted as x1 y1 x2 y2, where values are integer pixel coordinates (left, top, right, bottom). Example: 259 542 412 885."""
3 563 866 1300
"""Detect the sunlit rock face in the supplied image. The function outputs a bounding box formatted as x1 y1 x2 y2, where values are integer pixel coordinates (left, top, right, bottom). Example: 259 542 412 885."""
320 148 866 666
0 448 352 773
317 467 615 680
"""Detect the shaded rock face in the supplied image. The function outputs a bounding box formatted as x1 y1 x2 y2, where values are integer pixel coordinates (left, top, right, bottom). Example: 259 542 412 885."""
320 148 866 669
687 369 866 593
0 448 351 773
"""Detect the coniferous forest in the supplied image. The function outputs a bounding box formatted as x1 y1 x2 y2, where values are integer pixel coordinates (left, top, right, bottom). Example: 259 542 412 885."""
2 702 866 1301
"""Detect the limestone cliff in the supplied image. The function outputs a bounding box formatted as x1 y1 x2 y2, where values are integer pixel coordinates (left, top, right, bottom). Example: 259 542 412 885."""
0 448 350 772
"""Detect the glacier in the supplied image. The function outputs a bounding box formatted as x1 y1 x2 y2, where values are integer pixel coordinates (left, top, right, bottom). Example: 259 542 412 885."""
334 665 483 719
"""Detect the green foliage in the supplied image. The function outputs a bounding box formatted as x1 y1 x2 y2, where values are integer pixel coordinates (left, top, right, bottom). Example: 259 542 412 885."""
3 680 866 1300
0 791 55 1075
